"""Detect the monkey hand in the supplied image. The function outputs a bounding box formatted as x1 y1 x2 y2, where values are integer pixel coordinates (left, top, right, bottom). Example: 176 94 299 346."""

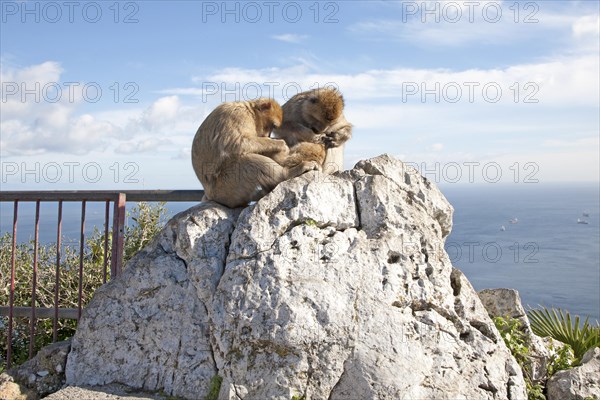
321 125 352 149
300 160 322 173
267 139 290 165
273 138 290 156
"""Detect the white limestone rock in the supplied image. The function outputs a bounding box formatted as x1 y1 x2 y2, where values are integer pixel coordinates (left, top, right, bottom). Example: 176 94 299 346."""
65 155 527 400
478 288 560 383
66 203 240 399
547 347 600 400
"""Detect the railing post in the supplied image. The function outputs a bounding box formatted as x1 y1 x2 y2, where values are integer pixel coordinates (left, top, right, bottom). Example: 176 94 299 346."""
103 200 110 283
53 200 63 342
29 200 40 359
7 200 18 369
77 201 86 320
110 193 126 278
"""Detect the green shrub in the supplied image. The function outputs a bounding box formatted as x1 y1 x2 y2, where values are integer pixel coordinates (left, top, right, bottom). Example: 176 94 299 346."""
495 311 588 400
0 202 168 368
494 316 529 366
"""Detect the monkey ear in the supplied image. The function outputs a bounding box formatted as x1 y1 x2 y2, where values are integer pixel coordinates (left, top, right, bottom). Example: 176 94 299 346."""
258 99 272 111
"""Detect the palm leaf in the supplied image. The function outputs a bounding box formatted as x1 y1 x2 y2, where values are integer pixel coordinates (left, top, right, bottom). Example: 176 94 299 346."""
528 307 600 364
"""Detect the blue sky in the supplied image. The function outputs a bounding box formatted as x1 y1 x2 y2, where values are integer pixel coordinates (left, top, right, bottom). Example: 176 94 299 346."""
1 0 599 189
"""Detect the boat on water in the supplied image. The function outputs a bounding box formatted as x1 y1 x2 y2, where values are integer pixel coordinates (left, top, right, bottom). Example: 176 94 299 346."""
509 218 519 224
577 218 589 225
500 225 506 231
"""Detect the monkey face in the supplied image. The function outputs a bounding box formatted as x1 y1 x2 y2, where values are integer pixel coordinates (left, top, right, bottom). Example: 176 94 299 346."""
302 89 344 133
262 119 281 136
253 98 283 136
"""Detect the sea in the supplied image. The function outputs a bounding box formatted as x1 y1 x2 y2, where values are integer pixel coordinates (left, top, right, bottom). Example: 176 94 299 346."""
442 183 599 322
1 183 599 321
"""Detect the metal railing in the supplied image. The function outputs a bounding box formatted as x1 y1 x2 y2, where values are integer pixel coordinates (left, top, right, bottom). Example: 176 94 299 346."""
0 190 204 369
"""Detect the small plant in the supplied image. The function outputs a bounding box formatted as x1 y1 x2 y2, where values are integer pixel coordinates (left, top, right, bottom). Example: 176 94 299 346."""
304 219 318 227
526 382 545 400
546 342 574 376
493 316 529 366
494 316 543 400
123 202 168 263
495 310 594 400
528 307 600 364
205 375 223 400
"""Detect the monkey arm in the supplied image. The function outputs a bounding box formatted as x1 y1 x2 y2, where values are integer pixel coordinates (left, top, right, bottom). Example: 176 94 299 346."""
321 117 352 149
242 136 289 158
275 121 319 146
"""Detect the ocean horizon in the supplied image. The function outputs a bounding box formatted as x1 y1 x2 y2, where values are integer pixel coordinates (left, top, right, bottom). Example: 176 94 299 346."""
1 182 599 321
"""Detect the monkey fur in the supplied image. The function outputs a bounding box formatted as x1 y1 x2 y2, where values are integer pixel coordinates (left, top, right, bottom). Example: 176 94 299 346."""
191 98 320 208
273 87 353 173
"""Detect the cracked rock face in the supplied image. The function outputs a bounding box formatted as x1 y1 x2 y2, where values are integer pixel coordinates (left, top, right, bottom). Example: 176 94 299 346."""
66 155 526 400
479 288 558 383
547 347 600 400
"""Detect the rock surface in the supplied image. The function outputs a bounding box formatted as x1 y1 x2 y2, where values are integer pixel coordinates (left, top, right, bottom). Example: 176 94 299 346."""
66 203 239 399
547 347 600 400
65 155 527 399
479 288 556 383
0 373 37 400
0 339 71 400
44 383 168 400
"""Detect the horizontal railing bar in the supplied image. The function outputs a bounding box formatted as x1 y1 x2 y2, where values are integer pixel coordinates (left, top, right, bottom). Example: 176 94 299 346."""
0 306 79 320
126 190 205 202
0 190 204 202
0 191 118 201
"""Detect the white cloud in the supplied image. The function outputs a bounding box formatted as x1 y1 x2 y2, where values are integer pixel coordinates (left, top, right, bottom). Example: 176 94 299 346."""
271 34 309 43
140 95 182 129
573 15 600 37
0 62 205 158
431 143 444 152
173 147 191 160
350 0 515 46
115 137 170 154
180 53 599 108
350 2 599 51
0 61 122 156
543 136 599 148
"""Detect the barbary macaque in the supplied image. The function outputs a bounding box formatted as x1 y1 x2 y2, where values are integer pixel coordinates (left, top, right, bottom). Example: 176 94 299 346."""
191 98 320 208
273 87 353 173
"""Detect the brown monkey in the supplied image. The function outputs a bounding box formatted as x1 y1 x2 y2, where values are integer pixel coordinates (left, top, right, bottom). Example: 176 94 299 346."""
191 98 320 208
273 87 352 173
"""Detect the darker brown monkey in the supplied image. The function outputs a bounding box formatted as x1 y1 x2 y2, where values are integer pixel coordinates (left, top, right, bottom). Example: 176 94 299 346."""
273 87 352 173
191 98 319 208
